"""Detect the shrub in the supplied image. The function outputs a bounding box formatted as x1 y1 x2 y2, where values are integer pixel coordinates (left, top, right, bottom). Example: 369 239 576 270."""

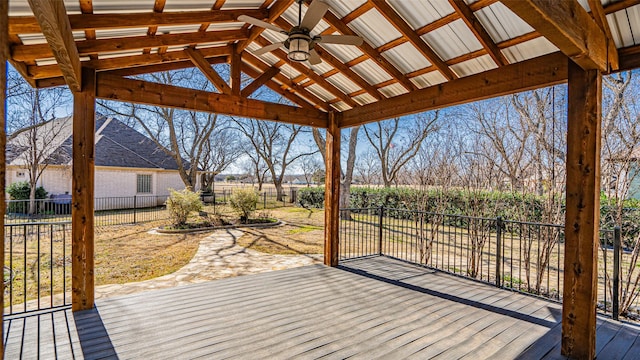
6 181 47 213
230 188 259 223
297 187 325 208
165 188 203 227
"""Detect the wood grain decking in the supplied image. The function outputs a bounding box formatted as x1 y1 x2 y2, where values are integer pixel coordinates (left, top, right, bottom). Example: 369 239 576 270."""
4 256 640 359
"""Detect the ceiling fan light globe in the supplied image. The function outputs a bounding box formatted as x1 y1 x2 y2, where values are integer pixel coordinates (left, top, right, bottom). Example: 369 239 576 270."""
288 36 310 62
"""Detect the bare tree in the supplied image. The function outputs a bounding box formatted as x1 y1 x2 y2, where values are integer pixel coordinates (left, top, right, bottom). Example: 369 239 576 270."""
199 125 244 193
7 82 72 214
363 113 439 187
235 118 316 201
312 126 360 215
99 69 217 188
300 155 322 186
354 149 381 186
243 152 269 191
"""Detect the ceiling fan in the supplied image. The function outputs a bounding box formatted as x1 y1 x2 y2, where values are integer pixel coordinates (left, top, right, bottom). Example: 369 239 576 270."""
238 0 363 65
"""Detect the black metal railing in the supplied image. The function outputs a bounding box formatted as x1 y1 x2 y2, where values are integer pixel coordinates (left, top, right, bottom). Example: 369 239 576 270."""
339 206 639 321
4 222 72 316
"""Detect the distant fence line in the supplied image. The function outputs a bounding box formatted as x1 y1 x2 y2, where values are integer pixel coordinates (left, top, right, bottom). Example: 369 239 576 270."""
339 206 639 322
4 187 300 227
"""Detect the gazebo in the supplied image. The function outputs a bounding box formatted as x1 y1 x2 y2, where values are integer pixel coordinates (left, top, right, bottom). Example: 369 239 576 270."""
2 0 640 358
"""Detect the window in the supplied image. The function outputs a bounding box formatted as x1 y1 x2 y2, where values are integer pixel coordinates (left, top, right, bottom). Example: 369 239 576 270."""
136 174 152 194
16 171 25 178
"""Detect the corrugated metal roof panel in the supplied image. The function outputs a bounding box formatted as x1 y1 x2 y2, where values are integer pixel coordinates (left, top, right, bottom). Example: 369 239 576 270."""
351 60 393 86
329 0 368 18
220 0 265 10
278 64 302 79
156 25 202 34
206 22 246 31
326 73 361 94
19 31 87 45
387 0 454 30
261 30 289 44
331 101 352 111
609 5 640 48
98 50 145 59
95 27 150 39
410 71 447 89
450 54 498 77
195 42 230 49
319 41 364 63
309 61 334 75
379 83 409 98
422 19 483 61
306 83 336 102
348 9 402 48
382 42 432 73
9 0 81 16
282 4 330 34
163 0 217 12
92 0 155 13
474 2 535 43
502 37 558 63
353 93 377 106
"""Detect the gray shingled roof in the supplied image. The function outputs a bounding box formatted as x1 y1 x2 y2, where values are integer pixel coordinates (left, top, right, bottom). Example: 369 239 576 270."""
7 114 186 170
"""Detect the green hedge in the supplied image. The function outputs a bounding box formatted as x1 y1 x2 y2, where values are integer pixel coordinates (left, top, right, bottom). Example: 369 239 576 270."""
297 187 325 208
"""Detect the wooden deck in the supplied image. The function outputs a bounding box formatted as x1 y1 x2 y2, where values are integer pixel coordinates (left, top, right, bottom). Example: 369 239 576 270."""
4 256 640 359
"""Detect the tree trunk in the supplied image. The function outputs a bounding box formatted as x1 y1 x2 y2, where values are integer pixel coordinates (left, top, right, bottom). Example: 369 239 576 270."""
29 185 36 215
275 181 284 202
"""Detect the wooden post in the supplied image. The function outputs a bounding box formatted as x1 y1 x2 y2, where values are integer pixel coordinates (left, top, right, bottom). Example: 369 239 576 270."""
231 43 241 96
324 112 340 266
72 67 96 311
562 60 602 359
1 0 9 354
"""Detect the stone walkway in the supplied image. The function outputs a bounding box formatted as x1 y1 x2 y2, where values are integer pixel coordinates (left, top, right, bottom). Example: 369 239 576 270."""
95 229 323 299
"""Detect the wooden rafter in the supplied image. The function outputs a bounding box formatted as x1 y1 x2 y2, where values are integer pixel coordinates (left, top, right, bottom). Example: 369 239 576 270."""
230 44 242 96
106 57 228 78
322 12 418 92
241 64 315 110
236 0 294 54
78 0 97 60
588 0 619 71
27 0 81 92
9 9 268 34
254 37 358 108
241 66 280 98
448 0 508 66
370 0 457 80
143 0 167 55
243 53 330 111
339 52 568 127
186 47 232 94
502 0 611 71
96 73 328 127
13 29 247 62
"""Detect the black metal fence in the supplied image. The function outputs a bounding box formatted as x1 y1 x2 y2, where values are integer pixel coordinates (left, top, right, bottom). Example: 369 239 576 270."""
339 206 639 321
5 188 300 227
4 222 72 317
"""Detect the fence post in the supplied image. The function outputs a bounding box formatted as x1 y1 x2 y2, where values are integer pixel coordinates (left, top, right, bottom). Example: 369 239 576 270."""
378 206 384 256
133 195 137 224
495 216 503 288
263 192 267 209
613 226 621 321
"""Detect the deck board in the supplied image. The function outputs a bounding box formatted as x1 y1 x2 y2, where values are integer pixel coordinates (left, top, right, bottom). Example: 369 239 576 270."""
4 256 640 359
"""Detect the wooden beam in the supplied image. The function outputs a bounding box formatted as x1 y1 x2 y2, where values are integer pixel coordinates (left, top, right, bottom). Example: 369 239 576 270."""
72 66 96 311
254 37 358 108
9 9 268 33
562 59 601 359
186 47 232 94
502 0 609 71
231 44 242 96
96 73 328 127
27 0 82 92
370 0 457 80
241 66 280 97
324 112 340 267
340 52 568 127
236 0 294 53
105 57 228 77
243 53 330 111
449 0 508 66
242 64 315 110
588 0 619 71
12 29 247 62
0 0 8 351
323 11 418 92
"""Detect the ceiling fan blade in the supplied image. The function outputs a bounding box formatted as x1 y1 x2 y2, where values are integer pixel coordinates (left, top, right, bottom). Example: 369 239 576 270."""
318 35 364 46
308 49 322 65
237 15 287 34
300 0 330 30
253 42 285 56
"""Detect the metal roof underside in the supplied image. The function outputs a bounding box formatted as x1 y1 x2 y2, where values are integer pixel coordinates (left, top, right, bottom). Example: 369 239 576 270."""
7 0 640 119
